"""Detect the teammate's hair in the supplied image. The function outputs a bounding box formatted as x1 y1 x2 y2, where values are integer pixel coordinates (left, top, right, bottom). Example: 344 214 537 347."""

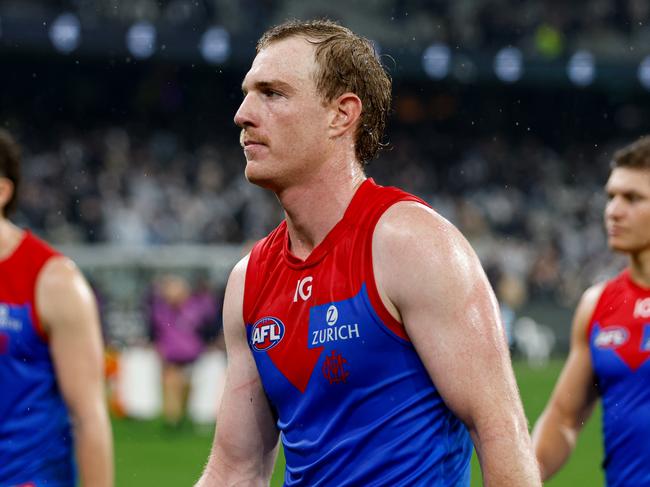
0 129 21 217
257 19 392 166
612 135 650 170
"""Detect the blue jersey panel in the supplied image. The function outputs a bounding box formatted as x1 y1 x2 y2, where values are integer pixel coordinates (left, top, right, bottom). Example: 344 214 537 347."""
249 285 472 486
590 323 650 487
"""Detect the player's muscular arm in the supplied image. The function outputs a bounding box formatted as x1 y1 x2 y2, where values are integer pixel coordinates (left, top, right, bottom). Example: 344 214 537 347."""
196 256 279 487
373 202 541 487
37 257 114 487
532 285 602 481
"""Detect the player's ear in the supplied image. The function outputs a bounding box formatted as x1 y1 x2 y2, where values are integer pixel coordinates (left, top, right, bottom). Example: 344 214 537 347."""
0 177 14 216
328 92 362 138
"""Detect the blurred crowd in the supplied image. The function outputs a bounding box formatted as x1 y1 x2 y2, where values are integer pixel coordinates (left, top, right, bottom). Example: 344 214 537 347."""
2 0 648 57
11 120 627 310
14 127 280 245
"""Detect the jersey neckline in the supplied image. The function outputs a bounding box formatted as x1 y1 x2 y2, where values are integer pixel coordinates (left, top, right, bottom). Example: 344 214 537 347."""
0 228 28 265
283 178 376 270
623 268 650 293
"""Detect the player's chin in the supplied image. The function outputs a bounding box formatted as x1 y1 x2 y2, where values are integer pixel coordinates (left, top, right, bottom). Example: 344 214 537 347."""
245 163 277 189
608 238 641 253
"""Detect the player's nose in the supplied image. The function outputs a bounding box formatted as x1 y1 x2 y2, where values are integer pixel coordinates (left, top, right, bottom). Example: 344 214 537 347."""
605 196 625 219
234 93 256 128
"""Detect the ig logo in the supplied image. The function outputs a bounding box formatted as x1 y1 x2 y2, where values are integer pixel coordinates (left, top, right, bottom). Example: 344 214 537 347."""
293 276 313 302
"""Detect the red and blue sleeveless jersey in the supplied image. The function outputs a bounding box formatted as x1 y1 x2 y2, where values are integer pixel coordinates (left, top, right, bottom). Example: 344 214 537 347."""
243 179 472 486
588 270 650 486
0 232 75 486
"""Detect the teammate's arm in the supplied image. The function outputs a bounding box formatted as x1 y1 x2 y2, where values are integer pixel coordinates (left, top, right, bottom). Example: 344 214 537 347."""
196 256 280 486
531 284 602 480
373 202 541 487
37 257 114 487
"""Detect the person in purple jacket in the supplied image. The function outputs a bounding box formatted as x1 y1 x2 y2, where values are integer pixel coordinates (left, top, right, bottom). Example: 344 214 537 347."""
148 273 218 428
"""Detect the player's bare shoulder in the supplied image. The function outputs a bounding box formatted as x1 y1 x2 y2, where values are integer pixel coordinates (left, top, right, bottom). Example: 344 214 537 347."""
572 281 608 338
36 256 90 298
373 200 472 254
35 255 98 334
373 201 477 275
222 253 250 336
228 253 251 291
38 255 80 281
36 255 91 297
372 200 482 316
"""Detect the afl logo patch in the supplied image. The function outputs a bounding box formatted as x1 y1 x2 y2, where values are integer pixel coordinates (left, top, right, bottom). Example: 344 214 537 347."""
594 326 629 349
250 317 285 352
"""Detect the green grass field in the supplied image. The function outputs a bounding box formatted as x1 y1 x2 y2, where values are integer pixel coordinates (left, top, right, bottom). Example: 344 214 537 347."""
113 359 604 486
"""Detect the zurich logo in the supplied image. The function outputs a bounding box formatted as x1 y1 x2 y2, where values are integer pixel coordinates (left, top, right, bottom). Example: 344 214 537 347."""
326 305 339 326
250 316 285 352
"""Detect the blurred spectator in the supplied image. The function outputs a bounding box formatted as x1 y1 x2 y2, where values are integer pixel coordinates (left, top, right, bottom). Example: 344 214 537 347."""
497 272 528 347
147 274 219 428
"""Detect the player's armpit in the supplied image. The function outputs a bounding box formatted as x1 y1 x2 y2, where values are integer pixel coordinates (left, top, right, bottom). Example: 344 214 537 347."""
196 255 279 487
36 256 114 487
372 201 541 487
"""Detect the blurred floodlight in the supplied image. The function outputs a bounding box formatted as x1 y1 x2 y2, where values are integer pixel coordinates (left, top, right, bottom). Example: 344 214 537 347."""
494 47 523 83
200 27 230 64
127 21 157 59
567 50 595 86
49 13 81 54
422 43 451 79
638 56 650 90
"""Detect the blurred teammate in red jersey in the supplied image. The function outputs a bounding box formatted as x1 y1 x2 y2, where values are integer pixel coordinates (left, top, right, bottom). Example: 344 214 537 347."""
0 129 113 486
533 136 650 486
196 19 539 486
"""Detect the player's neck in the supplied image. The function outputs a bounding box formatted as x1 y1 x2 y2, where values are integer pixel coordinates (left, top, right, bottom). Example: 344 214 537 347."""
628 249 650 288
0 218 24 261
280 161 365 260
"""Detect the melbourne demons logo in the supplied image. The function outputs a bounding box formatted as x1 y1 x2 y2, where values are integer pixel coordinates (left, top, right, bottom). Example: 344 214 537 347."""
322 350 349 384
594 326 629 349
250 317 285 352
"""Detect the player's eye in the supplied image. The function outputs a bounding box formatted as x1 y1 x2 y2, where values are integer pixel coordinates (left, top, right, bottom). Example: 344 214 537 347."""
263 88 281 98
626 193 641 202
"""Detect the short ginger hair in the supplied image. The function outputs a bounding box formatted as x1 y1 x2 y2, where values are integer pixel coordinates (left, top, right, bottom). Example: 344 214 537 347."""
257 19 392 165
